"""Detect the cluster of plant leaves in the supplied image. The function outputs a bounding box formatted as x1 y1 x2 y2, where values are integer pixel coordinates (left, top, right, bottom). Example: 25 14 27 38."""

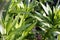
0 0 60 40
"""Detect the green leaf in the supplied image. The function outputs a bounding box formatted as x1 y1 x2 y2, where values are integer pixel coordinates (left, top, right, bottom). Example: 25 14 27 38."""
6 14 20 34
17 22 37 40
6 23 31 40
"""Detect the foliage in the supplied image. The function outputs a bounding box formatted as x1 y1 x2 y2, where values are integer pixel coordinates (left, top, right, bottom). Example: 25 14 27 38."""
0 0 60 40
31 2 60 40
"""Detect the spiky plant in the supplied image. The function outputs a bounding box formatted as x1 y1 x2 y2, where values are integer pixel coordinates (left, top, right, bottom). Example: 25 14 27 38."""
0 0 60 40
30 2 60 40
0 0 37 40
